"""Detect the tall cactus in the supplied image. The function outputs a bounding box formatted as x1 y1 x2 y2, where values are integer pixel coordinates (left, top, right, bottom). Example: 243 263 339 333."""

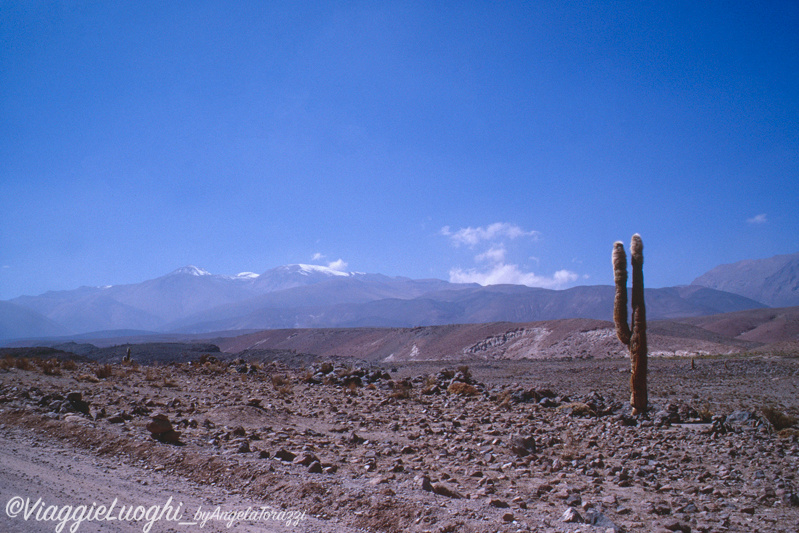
613 234 648 415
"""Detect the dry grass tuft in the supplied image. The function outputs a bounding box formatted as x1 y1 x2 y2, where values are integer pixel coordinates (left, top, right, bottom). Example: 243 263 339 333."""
14 357 33 371
272 373 293 397
36 358 62 376
447 382 479 396
95 363 114 380
762 407 797 430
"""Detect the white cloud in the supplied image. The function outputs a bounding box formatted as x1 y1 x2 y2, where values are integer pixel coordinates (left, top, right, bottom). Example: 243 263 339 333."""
312 252 325 261
441 222 539 247
475 245 506 263
441 221 579 289
327 258 349 271
449 264 578 289
747 213 767 224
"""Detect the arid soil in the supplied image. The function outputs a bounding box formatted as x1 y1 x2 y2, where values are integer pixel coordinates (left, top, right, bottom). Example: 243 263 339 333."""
1 353 798 532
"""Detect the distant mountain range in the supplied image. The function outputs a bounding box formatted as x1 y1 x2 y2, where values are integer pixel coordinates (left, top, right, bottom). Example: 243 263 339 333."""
2 252 798 343
691 252 799 308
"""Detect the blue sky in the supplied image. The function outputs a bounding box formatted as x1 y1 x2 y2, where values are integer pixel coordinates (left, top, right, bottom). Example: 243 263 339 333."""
1 1 797 300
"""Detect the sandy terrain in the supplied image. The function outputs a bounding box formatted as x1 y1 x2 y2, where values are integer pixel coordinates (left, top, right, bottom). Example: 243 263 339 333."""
1 353 798 532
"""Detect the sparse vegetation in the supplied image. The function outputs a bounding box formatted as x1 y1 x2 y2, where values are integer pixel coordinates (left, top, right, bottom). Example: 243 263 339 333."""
15 357 33 371
389 379 413 400
447 381 479 396
762 406 797 430
95 363 114 379
36 357 62 376
0 355 15 371
272 373 293 396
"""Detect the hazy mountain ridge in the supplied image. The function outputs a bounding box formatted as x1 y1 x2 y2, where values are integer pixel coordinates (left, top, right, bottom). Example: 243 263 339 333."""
2 253 793 341
692 252 799 307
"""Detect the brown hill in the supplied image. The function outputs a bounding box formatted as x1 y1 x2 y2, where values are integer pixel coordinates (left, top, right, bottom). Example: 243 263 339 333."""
215 315 767 363
673 306 799 344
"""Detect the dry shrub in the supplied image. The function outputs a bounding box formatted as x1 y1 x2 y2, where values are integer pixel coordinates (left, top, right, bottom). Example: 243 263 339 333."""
144 367 159 381
203 362 225 374
37 358 62 376
61 359 78 371
447 382 479 396
344 380 360 396
389 378 413 400
389 387 411 400
496 390 513 410
559 401 596 417
95 363 114 379
0 356 13 371
778 428 799 440
15 357 33 371
271 374 291 389
762 407 797 431
457 365 472 381
697 404 714 423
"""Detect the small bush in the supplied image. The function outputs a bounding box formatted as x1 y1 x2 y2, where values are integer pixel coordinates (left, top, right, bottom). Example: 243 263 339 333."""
697 404 714 423
271 374 291 389
37 358 62 376
389 378 413 400
203 362 225 374
95 363 114 379
762 407 797 431
15 357 32 370
61 359 78 371
496 390 513 410
447 382 479 396
389 388 411 400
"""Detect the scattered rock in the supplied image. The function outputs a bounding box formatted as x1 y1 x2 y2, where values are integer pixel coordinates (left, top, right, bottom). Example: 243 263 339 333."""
561 507 583 523
664 521 692 532
509 434 536 457
431 482 463 499
146 414 182 444
274 449 296 462
293 451 319 466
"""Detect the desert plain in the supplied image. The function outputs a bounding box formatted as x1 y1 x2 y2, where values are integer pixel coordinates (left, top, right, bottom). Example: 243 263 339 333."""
0 344 798 533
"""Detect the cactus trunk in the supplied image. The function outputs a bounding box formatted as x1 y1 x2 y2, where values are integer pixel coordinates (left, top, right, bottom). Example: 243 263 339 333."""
613 234 648 415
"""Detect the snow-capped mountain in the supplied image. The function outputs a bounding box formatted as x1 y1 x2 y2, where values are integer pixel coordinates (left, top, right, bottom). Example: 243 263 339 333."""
1 255 785 342
252 264 354 292
170 265 212 276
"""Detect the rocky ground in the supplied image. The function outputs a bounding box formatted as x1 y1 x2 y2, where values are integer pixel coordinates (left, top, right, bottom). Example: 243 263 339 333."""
1 353 798 532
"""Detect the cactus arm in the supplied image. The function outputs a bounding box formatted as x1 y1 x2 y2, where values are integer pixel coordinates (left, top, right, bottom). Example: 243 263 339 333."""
629 234 648 415
612 241 631 346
